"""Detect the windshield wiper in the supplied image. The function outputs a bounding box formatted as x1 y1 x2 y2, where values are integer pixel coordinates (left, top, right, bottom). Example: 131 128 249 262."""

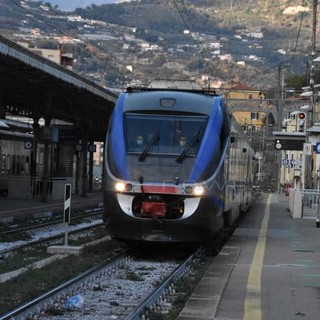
139 132 160 162
176 131 201 164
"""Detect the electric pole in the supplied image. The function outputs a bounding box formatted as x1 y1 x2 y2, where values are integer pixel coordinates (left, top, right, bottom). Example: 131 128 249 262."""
305 0 318 189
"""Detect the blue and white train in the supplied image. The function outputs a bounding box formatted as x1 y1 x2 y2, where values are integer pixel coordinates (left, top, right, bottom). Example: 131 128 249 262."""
103 81 255 243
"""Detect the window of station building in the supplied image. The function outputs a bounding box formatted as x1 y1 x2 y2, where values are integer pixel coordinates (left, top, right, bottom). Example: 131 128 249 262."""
21 156 25 175
11 155 16 175
16 156 20 175
38 146 44 165
1 155 5 176
6 155 11 175
25 156 30 175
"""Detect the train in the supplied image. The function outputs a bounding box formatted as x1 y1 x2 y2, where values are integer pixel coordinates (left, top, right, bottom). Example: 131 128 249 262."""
0 121 33 196
103 81 256 243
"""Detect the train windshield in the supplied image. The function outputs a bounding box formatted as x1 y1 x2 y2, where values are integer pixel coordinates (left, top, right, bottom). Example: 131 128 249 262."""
125 113 207 156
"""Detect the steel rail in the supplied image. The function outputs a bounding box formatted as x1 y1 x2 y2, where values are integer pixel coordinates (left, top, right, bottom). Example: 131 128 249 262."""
0 250 129 320
0 221 104 257
1 209 102 236
125 246 204 320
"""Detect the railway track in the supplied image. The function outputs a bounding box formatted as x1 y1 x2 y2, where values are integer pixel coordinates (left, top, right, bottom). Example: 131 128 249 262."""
1 207 102 236
0 213 103 257
0 247 205 320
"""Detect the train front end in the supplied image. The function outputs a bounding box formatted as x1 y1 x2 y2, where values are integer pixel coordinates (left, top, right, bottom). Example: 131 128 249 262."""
103 89 230 243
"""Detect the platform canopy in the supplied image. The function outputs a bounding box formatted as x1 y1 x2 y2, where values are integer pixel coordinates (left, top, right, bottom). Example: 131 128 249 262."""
0 35 118 141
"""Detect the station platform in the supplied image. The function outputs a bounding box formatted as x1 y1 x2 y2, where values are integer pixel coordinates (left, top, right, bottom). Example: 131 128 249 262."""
178 193 320 320
0 191 103 222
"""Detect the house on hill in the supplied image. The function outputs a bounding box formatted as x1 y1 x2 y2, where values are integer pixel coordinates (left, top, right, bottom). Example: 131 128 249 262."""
223 82 267 133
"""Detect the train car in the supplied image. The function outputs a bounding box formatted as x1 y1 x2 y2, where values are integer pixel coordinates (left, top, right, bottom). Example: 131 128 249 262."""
0 122 33 196
103 81 255 243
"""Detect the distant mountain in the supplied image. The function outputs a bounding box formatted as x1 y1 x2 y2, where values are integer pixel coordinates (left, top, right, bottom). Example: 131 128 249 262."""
9 0 312 88
35 0 132 11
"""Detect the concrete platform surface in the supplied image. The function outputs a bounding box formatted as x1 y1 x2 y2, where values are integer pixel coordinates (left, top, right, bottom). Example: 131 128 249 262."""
177 193 320 320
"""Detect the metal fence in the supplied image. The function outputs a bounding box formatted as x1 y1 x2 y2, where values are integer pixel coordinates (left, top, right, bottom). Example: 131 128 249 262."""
300 189 320 227
8 177 72 200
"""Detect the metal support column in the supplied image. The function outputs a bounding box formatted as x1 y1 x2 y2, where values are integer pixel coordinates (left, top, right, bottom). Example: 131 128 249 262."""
88 140 94 193
277 65 287 192
81 130 88 198
41 117 51 202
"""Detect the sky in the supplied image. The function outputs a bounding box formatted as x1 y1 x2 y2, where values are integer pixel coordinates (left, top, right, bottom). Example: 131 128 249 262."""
42 0 132 11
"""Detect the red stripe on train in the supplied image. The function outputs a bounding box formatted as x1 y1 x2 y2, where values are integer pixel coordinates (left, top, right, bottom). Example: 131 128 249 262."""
142 186 178 193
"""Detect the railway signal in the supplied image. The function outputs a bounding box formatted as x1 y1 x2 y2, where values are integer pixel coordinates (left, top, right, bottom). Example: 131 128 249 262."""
297 112 306 132
64 184 71 245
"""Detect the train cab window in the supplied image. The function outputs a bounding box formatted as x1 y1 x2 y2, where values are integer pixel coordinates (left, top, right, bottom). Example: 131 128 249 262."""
125 113 207 156
1 155 5 176
6 155 11 175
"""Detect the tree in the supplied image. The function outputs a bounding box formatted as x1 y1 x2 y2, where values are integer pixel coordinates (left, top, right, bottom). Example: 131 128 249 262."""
286 74 307 90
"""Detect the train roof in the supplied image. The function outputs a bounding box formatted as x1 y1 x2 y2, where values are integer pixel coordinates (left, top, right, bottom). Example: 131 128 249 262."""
126 80 218 96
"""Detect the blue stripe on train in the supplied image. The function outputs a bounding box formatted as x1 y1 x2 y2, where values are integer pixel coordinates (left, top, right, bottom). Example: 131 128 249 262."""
188 96 223 182
111 93 130 180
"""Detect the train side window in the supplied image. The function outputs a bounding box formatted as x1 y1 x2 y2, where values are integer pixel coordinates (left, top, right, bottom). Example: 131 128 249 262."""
1 155 5 176
6 155 11 175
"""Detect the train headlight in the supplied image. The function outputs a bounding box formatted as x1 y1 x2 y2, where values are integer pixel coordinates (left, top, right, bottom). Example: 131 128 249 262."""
194 186 204 196
115 182 125 192
115 182 133 192
184 185 205 195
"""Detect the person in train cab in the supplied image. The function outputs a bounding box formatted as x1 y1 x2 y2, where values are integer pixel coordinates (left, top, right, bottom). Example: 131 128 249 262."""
179 136 187 146
136 135 144 146
147 133 154 142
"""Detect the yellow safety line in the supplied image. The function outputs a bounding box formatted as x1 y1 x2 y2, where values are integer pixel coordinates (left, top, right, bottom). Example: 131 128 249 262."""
244 194 271 320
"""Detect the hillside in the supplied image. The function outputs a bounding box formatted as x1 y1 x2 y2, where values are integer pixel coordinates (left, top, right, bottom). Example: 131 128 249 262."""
0 0 315 89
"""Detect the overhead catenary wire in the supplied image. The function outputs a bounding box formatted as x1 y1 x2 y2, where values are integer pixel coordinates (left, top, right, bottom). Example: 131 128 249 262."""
170 0 227 82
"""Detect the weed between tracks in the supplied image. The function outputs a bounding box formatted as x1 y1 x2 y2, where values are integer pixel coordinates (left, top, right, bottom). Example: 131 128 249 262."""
0 226 107 274
144 254 214 320
0 245 50 273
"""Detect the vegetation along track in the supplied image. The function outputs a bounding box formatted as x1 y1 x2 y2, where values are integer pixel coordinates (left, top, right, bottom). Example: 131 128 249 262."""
0 246 208 320
0 224 108 280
